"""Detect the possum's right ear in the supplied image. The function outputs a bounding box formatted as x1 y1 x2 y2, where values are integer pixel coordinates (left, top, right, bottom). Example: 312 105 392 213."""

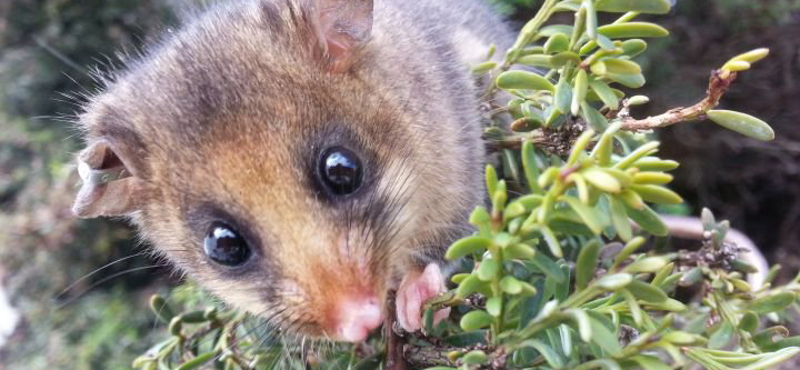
310 0 374 73
72 139 148 218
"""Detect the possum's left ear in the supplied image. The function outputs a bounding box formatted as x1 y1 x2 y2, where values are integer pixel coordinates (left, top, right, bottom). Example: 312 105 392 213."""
72 139 148 218
312 0 373 73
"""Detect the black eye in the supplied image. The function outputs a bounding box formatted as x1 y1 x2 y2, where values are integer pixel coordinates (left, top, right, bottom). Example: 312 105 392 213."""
203 222 252 267
319 147 363 195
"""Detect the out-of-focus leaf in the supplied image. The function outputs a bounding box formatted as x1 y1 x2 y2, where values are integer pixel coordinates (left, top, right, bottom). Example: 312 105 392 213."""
595 0 672 14
707 110 775 141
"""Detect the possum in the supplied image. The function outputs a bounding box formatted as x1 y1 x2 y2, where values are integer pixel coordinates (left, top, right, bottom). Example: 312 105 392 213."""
72 0 514 342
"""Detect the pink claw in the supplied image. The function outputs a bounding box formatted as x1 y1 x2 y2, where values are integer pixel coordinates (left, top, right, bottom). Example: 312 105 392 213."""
396 263 451 333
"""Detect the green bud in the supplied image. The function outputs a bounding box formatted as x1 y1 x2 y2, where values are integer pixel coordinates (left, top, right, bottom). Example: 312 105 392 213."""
627 95 650 105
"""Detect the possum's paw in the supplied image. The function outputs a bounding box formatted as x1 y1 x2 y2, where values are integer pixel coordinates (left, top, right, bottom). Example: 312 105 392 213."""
396 263 450 333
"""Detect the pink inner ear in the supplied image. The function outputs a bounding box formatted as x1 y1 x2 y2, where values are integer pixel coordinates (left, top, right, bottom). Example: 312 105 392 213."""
316 0 373 73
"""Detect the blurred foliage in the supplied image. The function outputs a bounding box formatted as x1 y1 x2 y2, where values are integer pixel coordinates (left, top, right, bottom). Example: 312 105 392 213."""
0 0 799 369
0 0 178 369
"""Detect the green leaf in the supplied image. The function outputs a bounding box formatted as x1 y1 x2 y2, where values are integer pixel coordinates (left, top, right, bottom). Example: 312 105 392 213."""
583 167 622 193
620 39 648 57
576 239 602 290
709 321 735 349
749 292 796 314
518 54 555 68
497 70 555 92
631 157 679 172
519 340 566 368
644 298 687 312
506 243 536 260
729 48 770 64
633 171 673 185
471 61 497 75
477 257 500 281
630 355 671 370
589 79 620 110
739 311 759 333
462 350 488 365
598 22 670 39
500 276 524 295
581 102 610 131
595 0 672 14
625 256 669 274
456 274 491 298
176 352 215 370
626 203 669 236
605 71 646 88
539 24 575 38
662 331 704 345
470 206 491 226
572 69 590 116
740 348 800 370
528 252 567 283
608 195 633 241
460 310 493 331
588 315 622 356
522 141 542 193
583 0 598 39
706 110 775 141
568 309 593 342
544 32 570 54
595 273 633 291
562 196 604 235
593 59 642 75
537 225 564 258
486 297 502 317
445 236 492 260
626 279 668 303
551 51 582 67
555 79 573 115
486 165 498 199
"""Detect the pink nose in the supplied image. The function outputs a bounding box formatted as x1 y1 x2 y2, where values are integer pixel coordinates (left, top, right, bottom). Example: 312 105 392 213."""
334 296 384 342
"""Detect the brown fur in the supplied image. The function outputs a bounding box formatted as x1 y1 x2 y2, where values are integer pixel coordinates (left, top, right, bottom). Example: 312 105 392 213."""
74 0 512 338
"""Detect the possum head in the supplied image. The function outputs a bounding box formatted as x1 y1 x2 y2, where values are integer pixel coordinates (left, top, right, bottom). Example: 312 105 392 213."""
73 0 484 342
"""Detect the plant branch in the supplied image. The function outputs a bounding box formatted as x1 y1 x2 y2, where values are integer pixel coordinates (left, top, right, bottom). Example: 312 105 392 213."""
616 69 738 131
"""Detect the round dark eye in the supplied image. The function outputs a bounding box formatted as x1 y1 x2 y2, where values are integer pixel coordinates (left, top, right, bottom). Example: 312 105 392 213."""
320 147 363 195
203 222 252 267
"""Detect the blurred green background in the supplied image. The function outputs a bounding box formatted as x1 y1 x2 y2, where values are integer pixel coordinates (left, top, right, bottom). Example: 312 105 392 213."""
0 0 798 368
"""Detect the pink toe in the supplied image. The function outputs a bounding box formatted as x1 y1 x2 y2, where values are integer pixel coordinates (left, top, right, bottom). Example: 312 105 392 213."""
396 263 448 333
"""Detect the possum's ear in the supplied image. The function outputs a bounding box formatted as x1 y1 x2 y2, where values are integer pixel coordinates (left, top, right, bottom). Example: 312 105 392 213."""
72 140 147 218
312 0 373 73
